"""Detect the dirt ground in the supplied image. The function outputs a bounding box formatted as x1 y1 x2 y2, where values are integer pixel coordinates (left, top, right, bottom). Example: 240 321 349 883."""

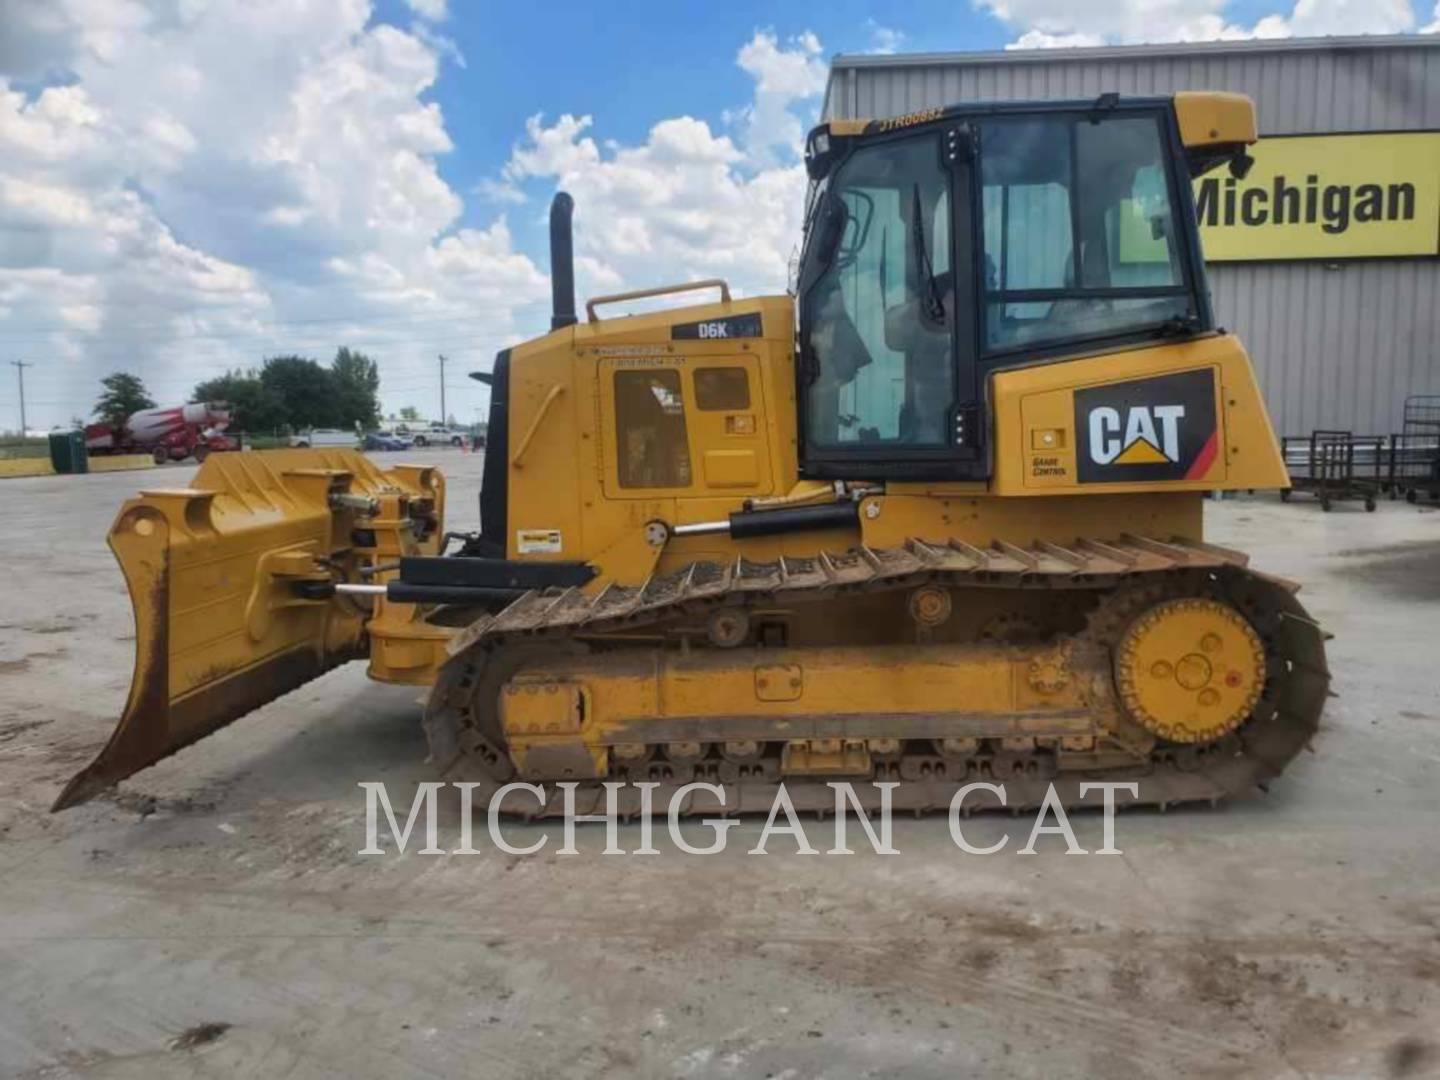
1 452 1437 1079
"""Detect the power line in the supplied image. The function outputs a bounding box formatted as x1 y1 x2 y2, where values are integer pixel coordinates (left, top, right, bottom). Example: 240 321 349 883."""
0 301 551 342
5 348 496 394
3 358 490 420
0 332 510 362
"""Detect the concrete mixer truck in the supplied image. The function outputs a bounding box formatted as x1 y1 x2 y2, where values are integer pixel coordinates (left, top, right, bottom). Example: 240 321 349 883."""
85 402 237 464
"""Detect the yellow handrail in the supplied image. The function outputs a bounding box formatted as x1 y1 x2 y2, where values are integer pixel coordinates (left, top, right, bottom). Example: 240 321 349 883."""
511 384 565 470
585 278 732 323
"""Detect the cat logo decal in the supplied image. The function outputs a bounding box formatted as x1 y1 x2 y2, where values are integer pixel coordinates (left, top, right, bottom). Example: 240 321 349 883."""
1075 369 1219 484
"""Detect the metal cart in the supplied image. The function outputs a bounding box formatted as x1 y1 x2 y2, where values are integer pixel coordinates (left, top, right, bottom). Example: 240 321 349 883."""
1280 430 1383 511
1390 396 1440 504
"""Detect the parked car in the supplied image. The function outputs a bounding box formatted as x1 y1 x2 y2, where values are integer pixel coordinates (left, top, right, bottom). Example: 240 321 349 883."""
363 431 410 452
290 428 358 448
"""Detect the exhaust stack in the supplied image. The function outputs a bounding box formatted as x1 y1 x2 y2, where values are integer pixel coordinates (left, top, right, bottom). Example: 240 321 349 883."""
550 192 577 330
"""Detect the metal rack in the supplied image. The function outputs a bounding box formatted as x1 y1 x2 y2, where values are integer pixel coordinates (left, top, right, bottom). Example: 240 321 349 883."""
1281 430 1383 511
1391 395 1440 504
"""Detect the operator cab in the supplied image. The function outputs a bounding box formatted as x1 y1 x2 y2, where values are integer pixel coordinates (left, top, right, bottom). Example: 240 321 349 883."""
795 93 1254 481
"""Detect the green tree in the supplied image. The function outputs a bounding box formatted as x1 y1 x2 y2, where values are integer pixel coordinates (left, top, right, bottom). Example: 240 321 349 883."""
399 405 420 422
194 369 285 433
259 355 336 430
94 372 156 427
330 347 381 429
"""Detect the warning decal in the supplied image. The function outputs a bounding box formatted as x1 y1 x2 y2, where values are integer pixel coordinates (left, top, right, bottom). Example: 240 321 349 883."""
516 529 563 554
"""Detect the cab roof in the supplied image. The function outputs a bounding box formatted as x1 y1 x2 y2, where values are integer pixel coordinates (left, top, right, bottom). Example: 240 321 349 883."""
807 91 1255 153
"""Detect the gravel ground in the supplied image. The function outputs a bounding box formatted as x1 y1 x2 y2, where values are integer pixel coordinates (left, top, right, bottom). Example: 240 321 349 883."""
0 451 1436 1079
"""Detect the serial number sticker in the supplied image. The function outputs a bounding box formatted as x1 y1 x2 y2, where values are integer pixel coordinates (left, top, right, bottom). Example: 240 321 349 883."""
516 529 563 554
875 107 943 132
611 356 686 368
593 345 671 357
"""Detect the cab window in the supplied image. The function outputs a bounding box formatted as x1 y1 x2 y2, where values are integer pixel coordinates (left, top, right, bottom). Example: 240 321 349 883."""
802 136 954 450
980 114 1191 353
614 370 691 488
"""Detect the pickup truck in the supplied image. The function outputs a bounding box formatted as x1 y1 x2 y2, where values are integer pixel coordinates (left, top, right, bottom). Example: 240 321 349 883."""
399 422 466 448
289 428 358 448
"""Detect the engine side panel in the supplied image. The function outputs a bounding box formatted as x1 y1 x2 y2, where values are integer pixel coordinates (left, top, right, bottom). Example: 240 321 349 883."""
987 332 1288 497
501 294 801 583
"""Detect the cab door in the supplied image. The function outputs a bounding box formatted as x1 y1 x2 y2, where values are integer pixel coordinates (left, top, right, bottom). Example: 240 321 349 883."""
686 359 770 494
795 127 984 480
598 355 774 500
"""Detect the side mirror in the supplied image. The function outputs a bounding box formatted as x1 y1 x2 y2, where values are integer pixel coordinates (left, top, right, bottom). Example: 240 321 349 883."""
825 190 876 271
816 194 850 267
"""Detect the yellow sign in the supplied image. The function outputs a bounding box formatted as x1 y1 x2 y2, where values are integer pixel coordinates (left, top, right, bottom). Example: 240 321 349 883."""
1194 132 1440 261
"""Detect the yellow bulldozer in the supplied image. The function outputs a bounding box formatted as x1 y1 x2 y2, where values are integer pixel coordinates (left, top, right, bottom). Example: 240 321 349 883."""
56 91 1328 818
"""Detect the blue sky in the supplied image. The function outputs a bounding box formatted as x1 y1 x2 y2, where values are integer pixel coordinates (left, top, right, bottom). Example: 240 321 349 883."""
400 1 1004 189
0 0 1427 429
395 0 1015 249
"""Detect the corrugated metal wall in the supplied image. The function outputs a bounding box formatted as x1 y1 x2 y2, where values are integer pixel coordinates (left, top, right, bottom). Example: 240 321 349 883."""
824 38 1440 437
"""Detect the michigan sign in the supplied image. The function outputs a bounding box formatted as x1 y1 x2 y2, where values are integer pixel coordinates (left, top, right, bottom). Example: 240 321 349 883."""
1193 131 1440 262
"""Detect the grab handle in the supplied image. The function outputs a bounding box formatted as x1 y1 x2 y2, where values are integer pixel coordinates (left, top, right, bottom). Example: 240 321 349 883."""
585 279 732 323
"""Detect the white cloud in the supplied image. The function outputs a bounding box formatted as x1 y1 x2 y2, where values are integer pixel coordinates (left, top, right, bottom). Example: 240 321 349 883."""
738 30 827 98
0 14 829 429
472 176 527 205
1256 0 1414 36
1008 30 1108 48
983 0 1416 46
866 20 908 54
0 0 545 427
488 31 829 313
403 0 448 21
730 30 829 164
500 112 805 305
412 23 467 69
0 0 152 81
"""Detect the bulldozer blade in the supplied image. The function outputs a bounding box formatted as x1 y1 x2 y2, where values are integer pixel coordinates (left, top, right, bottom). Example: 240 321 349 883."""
54 448 443 811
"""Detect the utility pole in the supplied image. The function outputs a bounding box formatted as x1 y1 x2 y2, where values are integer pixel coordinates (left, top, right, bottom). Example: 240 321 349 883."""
438 354 448 425
10 361 32 435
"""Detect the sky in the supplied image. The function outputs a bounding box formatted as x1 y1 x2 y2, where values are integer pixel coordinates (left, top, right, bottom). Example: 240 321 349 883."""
0 0 1434 431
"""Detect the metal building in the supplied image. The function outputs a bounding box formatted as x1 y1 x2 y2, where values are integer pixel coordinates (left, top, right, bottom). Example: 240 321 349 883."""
822 35 1440 438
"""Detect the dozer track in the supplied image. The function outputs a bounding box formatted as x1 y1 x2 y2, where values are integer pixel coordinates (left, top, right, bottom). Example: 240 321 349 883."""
424 534 1329 819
